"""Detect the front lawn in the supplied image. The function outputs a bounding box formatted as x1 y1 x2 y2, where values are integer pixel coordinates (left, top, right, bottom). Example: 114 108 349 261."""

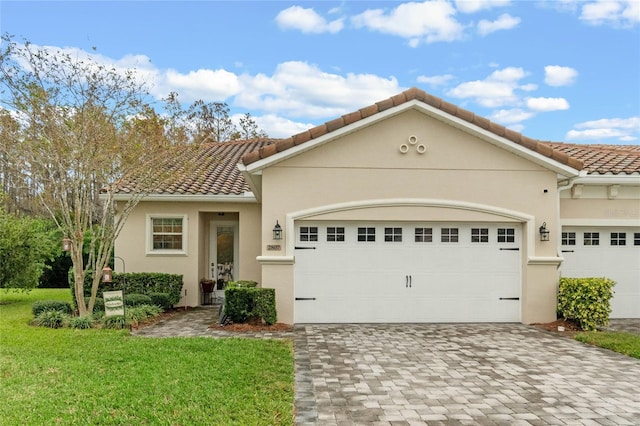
575 330 640 359
0 289 294 425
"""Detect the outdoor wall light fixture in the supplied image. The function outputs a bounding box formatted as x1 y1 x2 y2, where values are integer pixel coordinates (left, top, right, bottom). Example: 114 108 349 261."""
102 266 113 283
273 220 282 240
62 237 72 252
539 222 550 241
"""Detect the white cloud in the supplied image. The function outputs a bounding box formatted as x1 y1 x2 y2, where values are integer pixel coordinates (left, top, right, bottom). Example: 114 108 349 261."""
490 108 535 124
454 0 511 13
248 114 316 138
158 69 241 102
580 1 639 28
544 65 578 86
447 67 533 107
351 1 466 45
526 97 570 112
477 13 521 35
566 116 640 142
275 6 344 34
416 74 455 86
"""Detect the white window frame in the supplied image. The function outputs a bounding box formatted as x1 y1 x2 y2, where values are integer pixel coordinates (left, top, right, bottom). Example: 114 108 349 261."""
146 214 188 256
326 226 345 242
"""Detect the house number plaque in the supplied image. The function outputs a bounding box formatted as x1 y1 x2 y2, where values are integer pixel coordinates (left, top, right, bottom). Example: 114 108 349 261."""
267 245 281 251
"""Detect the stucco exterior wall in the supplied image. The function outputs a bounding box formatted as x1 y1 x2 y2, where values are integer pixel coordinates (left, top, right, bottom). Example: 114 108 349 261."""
560 185 640 223
258 109 563 324
115 200 261 307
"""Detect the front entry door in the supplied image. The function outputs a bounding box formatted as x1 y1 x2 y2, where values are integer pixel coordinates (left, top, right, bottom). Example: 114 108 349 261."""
209 221 239 298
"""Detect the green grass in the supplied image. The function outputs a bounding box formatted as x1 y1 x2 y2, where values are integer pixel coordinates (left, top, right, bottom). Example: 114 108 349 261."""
575 330 640 359
0 289 294 425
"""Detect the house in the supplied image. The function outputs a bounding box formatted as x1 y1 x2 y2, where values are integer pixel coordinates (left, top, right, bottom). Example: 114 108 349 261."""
114 88 640 324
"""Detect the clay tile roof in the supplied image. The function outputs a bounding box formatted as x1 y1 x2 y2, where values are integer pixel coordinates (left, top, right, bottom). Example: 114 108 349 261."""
241 87 591 171
115 138 278 195
542 143 640 175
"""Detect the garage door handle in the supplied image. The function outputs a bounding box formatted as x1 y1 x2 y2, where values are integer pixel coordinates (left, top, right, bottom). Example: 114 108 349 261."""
295 297 316 301
405 275 408 288
499 297 520 300
561 250 574 253
499 248 519 251
295 246 316 250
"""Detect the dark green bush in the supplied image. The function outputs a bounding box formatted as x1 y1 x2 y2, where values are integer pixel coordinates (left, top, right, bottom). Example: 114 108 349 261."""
69 315 93 329
32 300 73 317
124 293 153 307
148 292 172 310
558 277 615 331
102 315 128 329
33 310 69 328
225 287 277 325
84 297 104 313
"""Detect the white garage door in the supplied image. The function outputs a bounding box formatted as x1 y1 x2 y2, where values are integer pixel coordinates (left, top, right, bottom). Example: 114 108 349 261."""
561 227 640 318
294 222 521 323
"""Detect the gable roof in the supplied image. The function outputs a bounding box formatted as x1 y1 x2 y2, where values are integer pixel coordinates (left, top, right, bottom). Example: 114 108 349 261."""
241 87 586 171
114 138 277 196
543 142 640 175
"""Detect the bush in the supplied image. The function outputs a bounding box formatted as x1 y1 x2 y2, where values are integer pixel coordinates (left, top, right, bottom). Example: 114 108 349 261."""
102 315 128 329
225 287 277 325
84 297 104 313
126 304 161 326
32 300 73 317
558 277 615 331
149 292 172 310
33 310 69 328
69 315 93 329
124 293 153 307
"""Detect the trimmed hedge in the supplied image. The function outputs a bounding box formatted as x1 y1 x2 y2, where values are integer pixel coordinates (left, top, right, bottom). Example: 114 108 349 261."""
32 300 73 317
70 271 183 308
149 292 172 310
558 277 615 331
224 286 277 325
124 293 153 307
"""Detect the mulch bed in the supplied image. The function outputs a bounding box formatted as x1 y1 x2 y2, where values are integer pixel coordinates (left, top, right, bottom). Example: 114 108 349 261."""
532 319 582 338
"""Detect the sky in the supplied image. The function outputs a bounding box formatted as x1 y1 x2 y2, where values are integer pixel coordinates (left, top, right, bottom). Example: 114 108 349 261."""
1 0 639 144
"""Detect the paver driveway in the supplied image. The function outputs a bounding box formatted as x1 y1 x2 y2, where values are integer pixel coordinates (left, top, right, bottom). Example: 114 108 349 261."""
294 324 640 425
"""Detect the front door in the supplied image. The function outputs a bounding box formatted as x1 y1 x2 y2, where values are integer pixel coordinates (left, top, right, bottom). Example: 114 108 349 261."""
209 221 239 298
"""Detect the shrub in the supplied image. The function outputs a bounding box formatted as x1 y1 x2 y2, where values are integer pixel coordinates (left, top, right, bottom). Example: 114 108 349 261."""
148 292 172 310
126 304 161 326
225 286 277 325
226 280 258 289
124 293 153 307
69 315 94 329
33 310 69 328
84 297 104 313
558 277 615 331
102 315 128 329
32 300 73 317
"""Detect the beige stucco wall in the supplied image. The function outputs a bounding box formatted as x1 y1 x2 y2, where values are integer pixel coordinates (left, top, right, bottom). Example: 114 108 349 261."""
115 200 261 307
560 185 640 222
258 108 564 324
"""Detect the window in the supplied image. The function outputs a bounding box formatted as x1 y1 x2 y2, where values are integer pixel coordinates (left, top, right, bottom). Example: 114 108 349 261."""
441 228 459 243
414 228 433 243
471 228 489 243
562 232 576 246
357 227 376 242
584 232 599 246
635 233 640 246
300 227 318 242
326 227 345 242
384 227 402 242
149 216 186 252
611 232 626 246
497 228 515 243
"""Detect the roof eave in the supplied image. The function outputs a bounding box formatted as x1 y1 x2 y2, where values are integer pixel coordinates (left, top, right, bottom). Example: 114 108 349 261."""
110 193 258 203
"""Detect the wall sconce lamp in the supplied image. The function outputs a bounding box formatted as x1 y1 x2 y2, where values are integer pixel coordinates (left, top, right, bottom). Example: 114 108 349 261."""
62 237 72 252
102 266 113 283
539 222 550 241
273 220 282 240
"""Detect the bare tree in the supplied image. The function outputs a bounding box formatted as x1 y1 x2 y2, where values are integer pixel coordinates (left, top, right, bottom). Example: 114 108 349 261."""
233 112 268 140
0 35 182 315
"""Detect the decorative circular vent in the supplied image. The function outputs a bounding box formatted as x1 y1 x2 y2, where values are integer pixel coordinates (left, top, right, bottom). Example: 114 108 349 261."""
408 135 418 145
416 144 426 154
399 144 409 154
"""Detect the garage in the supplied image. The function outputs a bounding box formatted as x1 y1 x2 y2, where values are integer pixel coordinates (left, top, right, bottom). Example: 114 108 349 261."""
294 221 522 323
560 227 640 318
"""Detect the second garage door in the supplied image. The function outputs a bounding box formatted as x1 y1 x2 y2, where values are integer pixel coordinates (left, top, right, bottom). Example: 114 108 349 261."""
294 222 521 323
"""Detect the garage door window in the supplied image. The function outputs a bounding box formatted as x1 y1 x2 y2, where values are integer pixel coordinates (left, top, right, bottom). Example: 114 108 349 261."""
415 228 433 242
357 227 376 242
326 227 345 242
300 227 318 242
384 227 402 242
635 233 640 246
584 232 599 246
441 228 459 243
471 228 489 243
497 228 515 243
611 232 626 246
562 232 576 246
